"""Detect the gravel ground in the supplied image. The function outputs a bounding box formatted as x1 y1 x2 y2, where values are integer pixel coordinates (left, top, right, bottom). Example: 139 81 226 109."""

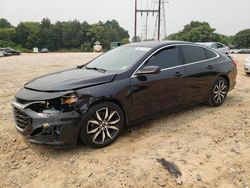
0 53 249 188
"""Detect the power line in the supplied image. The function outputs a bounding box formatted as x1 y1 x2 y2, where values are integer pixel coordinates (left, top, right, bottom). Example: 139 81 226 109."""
134 0 168 42
134 0 160 41
153 0 168 40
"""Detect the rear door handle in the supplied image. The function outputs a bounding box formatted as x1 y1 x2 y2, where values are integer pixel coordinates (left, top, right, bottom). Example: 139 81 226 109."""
207 65 214 70
175 72 183 77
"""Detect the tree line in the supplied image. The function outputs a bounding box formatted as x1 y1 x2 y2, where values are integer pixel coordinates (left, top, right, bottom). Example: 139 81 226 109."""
0 18 130 52
0 18 250 52
165 21 250 48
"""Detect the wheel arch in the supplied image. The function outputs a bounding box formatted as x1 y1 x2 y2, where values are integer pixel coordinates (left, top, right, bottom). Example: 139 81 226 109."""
88 97 129 126
219 74 230 88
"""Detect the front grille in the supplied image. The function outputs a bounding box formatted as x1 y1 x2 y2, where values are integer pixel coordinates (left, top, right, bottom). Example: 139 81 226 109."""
13 107 30 131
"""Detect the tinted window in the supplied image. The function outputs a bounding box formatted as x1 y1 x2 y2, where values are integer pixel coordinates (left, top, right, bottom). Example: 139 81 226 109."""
211 43 218 49
216 43 224 48
205 48 217 59
145 46 180 69
182 46 206 64
212 43 224 49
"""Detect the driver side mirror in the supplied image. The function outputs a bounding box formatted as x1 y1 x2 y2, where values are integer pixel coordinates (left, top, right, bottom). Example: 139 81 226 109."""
135 66 161 76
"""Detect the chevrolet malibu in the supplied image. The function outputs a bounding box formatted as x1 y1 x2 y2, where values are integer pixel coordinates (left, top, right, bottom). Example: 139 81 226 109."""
11 41 237 148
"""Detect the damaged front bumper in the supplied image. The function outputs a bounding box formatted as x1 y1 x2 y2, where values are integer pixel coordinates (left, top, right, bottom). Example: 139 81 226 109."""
11 100 83 148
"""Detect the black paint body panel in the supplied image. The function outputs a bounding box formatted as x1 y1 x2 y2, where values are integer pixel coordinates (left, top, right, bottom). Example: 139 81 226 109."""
12 41 237 147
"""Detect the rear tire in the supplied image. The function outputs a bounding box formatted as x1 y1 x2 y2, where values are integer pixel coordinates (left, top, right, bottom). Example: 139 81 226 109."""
80 102 124 148
207 77 229 107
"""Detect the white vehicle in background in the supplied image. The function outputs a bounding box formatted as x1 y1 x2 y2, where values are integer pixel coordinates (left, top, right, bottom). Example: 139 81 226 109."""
230 49 240 54
197 42 230 55
244 55 250 75
0 51 4 57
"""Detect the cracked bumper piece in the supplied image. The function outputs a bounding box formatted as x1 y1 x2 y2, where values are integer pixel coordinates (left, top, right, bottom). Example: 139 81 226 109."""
12 103 82 148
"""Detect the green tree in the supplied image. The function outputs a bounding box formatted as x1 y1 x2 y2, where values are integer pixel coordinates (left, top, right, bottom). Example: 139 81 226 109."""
121 38 130 44
14 22 40 48
41 18 51 29
166 21 231 45
132 36 141 42
87 20 129 50
233 29 250 48
184 25 215 42
211 33 232 45
0 18 11 29
0 18 130 51
182 21 210 33
0 27 16 41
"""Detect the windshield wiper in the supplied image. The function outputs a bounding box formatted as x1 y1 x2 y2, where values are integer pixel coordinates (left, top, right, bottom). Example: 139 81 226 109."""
85 66 107 73
77 64 86 69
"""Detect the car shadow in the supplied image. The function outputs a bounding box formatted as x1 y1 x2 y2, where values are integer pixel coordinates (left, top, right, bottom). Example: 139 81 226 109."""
47 104 211 154
29 95 244 155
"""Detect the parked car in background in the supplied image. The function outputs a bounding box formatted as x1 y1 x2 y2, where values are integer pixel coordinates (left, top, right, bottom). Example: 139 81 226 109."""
230 49 240 54
197 42 230 55
0 48 21 55
11 41 237 148
0 51 4 57
244 56 250 75
0 50 12 57
40 48 49 53
238 49 250 54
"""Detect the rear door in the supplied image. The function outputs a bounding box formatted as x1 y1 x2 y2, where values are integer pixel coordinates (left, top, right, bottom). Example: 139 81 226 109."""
130 46 185 119
180 45 219 105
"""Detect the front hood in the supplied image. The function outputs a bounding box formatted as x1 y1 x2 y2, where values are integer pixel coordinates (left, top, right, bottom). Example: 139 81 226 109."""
25 68 117 92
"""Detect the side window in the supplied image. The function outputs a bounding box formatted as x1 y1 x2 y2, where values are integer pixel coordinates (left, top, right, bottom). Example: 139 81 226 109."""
182 45 206 64
145 46 180 69
204 48 217 59
211 43 218 49
216 43 224 48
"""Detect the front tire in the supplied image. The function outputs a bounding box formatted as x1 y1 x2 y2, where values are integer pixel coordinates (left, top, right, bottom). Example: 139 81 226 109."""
207 77 229 107
80 102 124 148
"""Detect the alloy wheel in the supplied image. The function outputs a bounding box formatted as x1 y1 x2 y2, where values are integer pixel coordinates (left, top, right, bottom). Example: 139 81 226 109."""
213 80 228 104
87 108 121 145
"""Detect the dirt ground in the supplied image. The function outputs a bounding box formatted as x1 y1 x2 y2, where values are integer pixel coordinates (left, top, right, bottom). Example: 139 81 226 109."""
0 53 249 188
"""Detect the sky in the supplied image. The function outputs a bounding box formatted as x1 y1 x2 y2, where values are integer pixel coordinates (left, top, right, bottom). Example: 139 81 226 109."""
1 0 250 40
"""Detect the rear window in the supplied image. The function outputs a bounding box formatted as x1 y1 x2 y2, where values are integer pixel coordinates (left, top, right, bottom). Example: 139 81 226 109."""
182 46 206 64
204 48 217 59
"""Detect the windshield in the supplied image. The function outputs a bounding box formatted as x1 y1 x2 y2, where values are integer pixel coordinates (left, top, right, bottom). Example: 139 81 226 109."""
86 46 151 71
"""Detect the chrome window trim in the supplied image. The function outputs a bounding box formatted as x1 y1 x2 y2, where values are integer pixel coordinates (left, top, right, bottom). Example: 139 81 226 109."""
131 43 220 78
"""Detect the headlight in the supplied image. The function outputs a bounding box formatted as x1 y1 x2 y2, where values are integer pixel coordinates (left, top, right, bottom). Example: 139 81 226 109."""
61 94 78 105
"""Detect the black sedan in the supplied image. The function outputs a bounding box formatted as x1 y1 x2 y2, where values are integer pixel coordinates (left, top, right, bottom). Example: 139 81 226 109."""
11 41 237 148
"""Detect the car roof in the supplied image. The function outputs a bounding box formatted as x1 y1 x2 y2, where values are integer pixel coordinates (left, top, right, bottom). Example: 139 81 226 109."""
126 40 193 49
197 42 223 46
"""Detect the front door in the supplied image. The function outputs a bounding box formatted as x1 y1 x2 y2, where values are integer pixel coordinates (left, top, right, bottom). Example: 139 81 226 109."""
130 46 185 120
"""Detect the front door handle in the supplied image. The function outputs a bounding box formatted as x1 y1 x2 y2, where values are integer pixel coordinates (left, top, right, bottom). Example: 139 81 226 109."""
207 65 214 70
175 72 183 77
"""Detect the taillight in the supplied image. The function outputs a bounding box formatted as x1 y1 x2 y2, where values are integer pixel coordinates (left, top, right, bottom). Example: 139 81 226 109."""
228 55 237 67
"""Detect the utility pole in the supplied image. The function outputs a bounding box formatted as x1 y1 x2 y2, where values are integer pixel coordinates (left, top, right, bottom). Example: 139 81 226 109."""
145 14 148 40
157 0 161 41
134 0 137 42
134 0 159 42
153 0 168 40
